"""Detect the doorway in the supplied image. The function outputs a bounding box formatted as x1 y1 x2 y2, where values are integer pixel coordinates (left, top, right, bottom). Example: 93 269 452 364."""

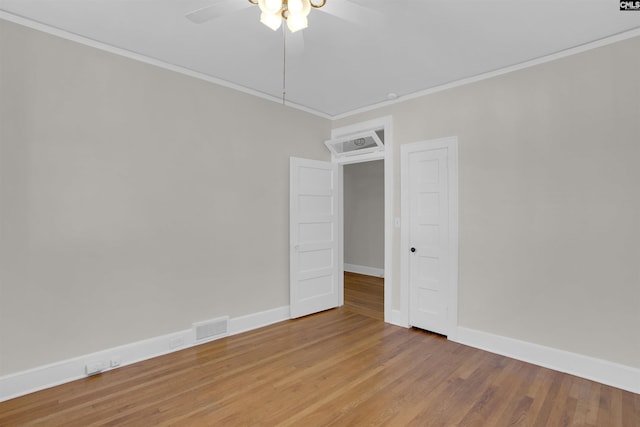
343 160 385 278
331 116 393 323
289 116 394 323
343 159 385 319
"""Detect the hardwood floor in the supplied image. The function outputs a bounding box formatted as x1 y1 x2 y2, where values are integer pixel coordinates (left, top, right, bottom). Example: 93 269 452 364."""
1 274 638 426
343 271 384 320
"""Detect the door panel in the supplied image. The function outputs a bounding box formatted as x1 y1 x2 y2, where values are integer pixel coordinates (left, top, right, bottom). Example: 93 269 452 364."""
290 157 342 318
408 148 449 334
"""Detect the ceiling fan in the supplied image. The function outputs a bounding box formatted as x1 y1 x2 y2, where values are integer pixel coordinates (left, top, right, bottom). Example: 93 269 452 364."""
184 0 384 103
185 0 385 30
185 0 384 62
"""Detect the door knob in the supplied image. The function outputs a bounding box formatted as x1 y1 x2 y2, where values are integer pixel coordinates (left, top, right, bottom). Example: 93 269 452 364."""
410 247 416 253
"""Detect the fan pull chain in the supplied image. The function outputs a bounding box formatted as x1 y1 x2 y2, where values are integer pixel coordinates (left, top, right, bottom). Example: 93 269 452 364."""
282 24 287 105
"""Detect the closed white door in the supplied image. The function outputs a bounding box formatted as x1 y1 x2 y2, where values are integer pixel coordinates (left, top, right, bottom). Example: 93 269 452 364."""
290 157 342 318
406 146 452 335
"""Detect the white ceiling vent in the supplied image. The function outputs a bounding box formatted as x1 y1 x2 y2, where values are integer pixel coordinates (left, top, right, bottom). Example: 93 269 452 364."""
324 130 384 158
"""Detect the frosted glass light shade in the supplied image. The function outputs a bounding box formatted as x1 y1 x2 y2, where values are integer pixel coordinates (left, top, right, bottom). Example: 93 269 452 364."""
260 11 282 30
287 13 308 32
258 0 282 14
288 0 304 13
256 0 312 32
300 0 311 17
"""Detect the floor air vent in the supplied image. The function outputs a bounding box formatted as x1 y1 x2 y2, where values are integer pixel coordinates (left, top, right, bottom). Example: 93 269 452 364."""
193 316 229 342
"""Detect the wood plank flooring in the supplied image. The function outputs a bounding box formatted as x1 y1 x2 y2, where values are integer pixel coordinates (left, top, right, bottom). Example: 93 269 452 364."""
343 271 384 320
1 273 638 426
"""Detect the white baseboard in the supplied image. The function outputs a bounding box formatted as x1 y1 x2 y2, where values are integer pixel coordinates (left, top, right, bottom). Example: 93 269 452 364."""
5 311 637 402
453 327 640 394
0 305 290 402
229 305 290 335
344 263 384 278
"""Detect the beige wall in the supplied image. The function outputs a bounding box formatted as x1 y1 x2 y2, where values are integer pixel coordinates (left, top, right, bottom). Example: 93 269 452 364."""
0 20 331 375
343 160 384 270
334 36 640 368
1 18 638 379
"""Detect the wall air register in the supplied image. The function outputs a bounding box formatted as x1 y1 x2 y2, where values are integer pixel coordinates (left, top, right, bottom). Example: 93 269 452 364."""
324 129 384 158
193 316 229 342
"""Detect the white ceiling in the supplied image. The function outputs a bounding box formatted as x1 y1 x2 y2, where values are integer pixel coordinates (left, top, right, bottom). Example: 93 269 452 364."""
2 0 640 117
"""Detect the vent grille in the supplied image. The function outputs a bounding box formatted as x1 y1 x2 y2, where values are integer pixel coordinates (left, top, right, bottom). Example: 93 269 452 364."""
193 316 229 342
324 129 384 158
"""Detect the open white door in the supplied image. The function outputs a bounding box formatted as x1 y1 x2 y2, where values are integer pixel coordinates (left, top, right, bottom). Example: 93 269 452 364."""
290 157 342 318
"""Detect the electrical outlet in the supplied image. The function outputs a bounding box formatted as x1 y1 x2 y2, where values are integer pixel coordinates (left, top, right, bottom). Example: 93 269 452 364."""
110 356 121 368
85 360 106 376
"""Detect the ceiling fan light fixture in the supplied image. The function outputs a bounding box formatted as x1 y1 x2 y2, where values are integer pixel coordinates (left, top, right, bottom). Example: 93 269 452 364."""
258 0 282 14
288 0 303 13
286 13 308 32
300 0 312 17
253 0 319 31
260 10 282 30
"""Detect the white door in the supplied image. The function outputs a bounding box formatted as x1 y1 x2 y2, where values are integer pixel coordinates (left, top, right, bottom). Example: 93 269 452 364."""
403 140 457 335
290 157 342 318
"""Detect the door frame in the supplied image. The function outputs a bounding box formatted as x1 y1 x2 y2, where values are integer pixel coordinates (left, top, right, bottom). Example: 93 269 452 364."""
329 116 395 324
401 137 459 339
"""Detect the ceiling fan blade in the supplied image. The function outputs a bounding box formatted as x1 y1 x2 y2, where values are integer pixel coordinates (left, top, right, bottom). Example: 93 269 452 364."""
319 0 385 26
186 0 253 24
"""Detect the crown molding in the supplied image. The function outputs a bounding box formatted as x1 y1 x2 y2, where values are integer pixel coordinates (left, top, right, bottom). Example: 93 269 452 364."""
332 27 640 120
0 12 332 120
2 12 639 121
